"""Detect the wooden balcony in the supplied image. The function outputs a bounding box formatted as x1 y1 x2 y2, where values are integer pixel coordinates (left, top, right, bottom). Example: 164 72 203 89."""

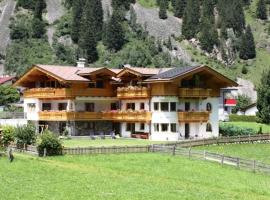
178 111 210 123
102 110 152 122
117 86 150 99
24 88 114 99
178 88 212 98
39 111 103 121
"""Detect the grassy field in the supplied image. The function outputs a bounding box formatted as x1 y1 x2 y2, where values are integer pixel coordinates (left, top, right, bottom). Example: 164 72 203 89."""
196 143 270 164
220 122 270 133
1 153 270 200
62 138 168 147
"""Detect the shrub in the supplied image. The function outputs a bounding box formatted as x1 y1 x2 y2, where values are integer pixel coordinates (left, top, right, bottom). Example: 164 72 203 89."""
219 123 257 136
14 124 36 146
229 114 259 122
0 126 15 147
37 131 63 156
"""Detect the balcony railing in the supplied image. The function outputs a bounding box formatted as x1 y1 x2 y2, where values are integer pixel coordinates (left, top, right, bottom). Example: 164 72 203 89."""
24 88 115 99
179 88 212 98
39 111 103 121
102 110 152 122
178 111 210 122
117 86 150 99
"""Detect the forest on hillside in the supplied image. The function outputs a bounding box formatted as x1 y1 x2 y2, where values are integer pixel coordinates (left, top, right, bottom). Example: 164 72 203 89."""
3 0 270 85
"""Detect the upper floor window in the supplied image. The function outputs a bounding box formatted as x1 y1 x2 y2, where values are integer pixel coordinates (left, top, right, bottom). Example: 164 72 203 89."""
88 82 95 88
170 102 176 112
161 102 169 111
111 103 118 110
85 103 95 112
42 103 51 111
96 81 104 88
206 123 212 132
58 103 67 111
154 102 159 111
206 103 212 112
27 103 36 112
140 103 145 110
126 103 135 110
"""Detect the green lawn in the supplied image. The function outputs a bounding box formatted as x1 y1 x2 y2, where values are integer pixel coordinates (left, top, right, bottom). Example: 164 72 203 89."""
220 122 270 133
196 143 270 164
62 138 168 147
1 153 270 200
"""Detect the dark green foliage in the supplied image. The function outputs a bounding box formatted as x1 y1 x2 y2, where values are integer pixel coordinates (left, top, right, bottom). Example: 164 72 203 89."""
37 130 63 156
159 0 168 19
231 94 252 113
173 0 186 18
0 86 20 106
256 0 267 20
5 39 54 75
258 126 263 134
239 25 256 60
0 126 15 147
241 65 248 74
53 43 77 65
219 123 257 136
103 9 125 51
199 20 218 52
17 0 36 10
9 14 32 40
32 18 46 38
112 0 134 10
34 0 46 20
257 69 270 123
14 124 36 146
182 0 200 39
71 0 84 43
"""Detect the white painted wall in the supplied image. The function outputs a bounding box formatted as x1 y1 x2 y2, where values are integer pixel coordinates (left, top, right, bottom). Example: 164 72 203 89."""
24 98 40 121
121 122 150 138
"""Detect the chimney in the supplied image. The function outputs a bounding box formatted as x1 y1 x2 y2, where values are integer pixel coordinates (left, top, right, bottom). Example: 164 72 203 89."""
77 58 87 68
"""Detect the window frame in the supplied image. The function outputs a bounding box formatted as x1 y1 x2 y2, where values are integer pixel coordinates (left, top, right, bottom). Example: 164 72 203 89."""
170 102 177 112
160 102 169 111
161 123 169 132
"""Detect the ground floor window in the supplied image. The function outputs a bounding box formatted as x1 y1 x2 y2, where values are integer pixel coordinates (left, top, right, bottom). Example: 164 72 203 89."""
161 123 169 132
126 123 135 132
154 123 159 132
206 123 212 132
140 123 145 131
170 123 177 132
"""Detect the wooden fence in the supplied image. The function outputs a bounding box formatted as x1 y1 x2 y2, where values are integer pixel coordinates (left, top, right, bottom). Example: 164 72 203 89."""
9 144 38 156
151 144 270 174
62 145 150 155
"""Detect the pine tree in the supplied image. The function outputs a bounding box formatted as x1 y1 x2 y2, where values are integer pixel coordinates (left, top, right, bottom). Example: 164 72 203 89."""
159 0 168 19
32 18 46 38
239 25 256 60
257 69 270 123
256 0 267 20
201 0 215 23
182 0 200 39
173 0 186 18
71 0 84 43
103 8 125 51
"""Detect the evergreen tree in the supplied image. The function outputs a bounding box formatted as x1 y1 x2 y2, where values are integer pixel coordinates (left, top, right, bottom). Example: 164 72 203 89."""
257 69 270 123
71 0 84 43
201 0 215 23
112 0 134 10
173 0 186 18
32 18 46 38
182 0 200 39
159 0 168 19
256 0 267 20
199 19 218 53
239 25 256 60
34 0 46 20
103 8 125 51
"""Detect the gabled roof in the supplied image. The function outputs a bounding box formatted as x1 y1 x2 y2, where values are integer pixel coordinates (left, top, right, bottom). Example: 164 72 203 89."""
0 76 16 84
241 103 257 112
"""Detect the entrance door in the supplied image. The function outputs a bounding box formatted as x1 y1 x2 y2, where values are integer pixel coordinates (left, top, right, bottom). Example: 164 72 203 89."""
185 102 190 111
185 123 190 139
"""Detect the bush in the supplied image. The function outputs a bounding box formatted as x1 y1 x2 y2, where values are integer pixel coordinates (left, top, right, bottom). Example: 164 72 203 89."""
0 126 15 147
14 124 36 146
229 114 259 122
219 123 257 136
37 131 63 156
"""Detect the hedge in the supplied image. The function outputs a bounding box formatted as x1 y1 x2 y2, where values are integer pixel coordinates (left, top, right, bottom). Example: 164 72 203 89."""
219 123 257 136
229 114 259 122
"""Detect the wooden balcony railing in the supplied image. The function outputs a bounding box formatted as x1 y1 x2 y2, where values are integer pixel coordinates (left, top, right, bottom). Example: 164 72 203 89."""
39 111 103 121
102 110 152 122
179 88 212 98
24 88 115 99
117 86 150 99
178 111 210 122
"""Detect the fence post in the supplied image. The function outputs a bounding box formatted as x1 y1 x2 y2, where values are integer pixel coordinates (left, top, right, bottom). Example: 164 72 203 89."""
248 134 251 143
238 135 241 143
188 147 191 159
43 148 47 157
221 154 224 166
172 145 176 156
203 150 206 160
253 160 256 173
236 158 240 168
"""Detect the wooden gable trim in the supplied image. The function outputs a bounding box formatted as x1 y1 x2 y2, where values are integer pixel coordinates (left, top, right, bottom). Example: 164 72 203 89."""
117 67 142 78
79 67 117 77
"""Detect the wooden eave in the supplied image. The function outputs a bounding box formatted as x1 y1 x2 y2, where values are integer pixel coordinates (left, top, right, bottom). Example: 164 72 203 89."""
78 67 117 77
117 68 143 78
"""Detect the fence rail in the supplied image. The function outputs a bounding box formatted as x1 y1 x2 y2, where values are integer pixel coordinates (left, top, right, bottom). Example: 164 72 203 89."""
9 144 38 155
151 144 270 174
0 112 26 119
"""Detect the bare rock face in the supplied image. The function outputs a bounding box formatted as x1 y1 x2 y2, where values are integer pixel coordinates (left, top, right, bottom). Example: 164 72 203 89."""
45 0 64 24
237 78 257 102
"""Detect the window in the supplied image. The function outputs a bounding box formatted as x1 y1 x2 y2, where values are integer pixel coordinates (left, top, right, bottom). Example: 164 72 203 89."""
171 123 177 132
88 82 95 88
126 123 135 132
42 103 51 111
96 80 104 88
85 103 95 112
161 102 169 111
206 123 212 132
140 123 145 130
154 123 159 132
27 103 36 112
58 103 67 111
154 102 159 111
111 103 118 110
126 103 135 110
170 102 176 112
206 103 212 112
185 102 190 111
140 103 145 110
161 124 169 132
85 122 95 129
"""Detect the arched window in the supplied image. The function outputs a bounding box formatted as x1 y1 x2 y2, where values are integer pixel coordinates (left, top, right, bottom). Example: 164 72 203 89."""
206 123 212 132
206 103 212 112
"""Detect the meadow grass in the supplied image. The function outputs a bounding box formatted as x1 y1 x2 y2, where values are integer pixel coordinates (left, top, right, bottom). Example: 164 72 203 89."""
1 153 270 200
62 138 168 147
196 143 270 164
220 122 270 133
